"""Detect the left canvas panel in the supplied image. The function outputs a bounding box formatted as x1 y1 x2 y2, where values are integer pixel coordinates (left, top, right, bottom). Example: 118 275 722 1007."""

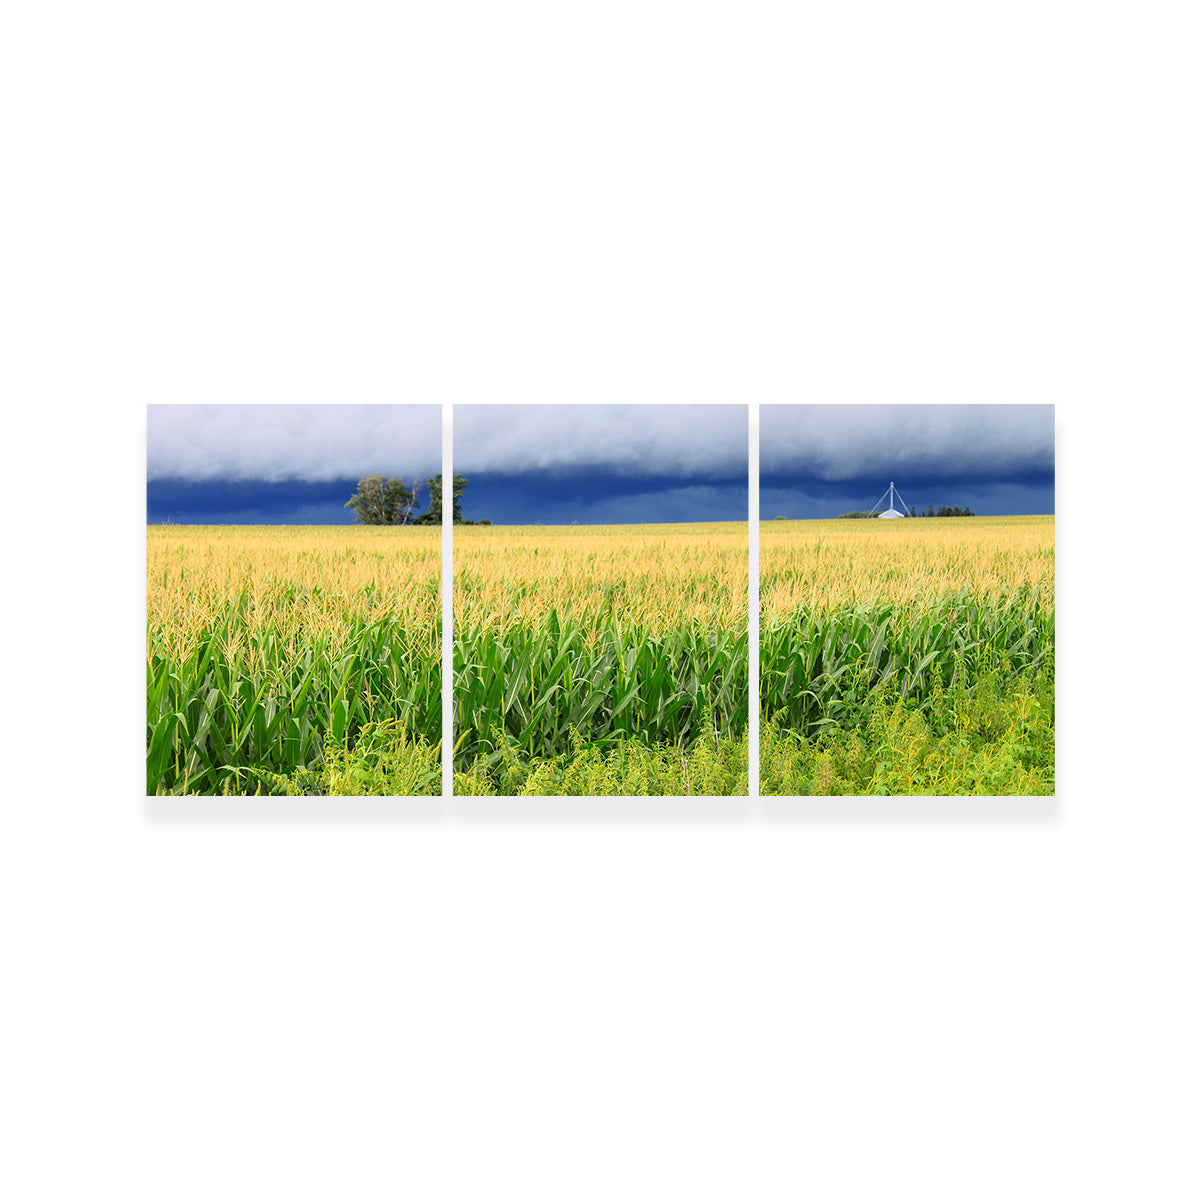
146 404 443 796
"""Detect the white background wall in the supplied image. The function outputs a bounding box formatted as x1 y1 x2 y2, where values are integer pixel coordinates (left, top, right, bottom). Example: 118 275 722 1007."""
4 3 1196 1196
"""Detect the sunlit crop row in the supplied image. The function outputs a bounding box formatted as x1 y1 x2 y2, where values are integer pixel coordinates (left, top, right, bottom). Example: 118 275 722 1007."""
761 515 1054 618
454 524 748 632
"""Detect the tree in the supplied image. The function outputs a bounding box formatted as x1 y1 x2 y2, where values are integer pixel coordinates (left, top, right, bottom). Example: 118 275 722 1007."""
414 474 471 524
413 475 442 524
345 476 421 525
450 474 467 522
401 479 424 523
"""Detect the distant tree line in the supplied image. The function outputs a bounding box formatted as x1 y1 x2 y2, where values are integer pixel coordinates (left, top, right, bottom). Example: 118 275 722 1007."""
346 474 491 525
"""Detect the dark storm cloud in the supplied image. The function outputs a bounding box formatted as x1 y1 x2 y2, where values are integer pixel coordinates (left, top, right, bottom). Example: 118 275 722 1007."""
147 404 441 482
760 404 1053 517
455 405 747 480
760 404 1053 484
460 469 747 525
453 406 749 524
762 480 1056 520
146 478 364 525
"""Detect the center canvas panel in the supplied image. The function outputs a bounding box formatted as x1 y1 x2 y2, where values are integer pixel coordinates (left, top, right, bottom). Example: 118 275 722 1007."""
452 404 750 797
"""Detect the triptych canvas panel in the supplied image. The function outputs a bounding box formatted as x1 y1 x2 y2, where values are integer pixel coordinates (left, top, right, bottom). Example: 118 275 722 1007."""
147 403 1053 800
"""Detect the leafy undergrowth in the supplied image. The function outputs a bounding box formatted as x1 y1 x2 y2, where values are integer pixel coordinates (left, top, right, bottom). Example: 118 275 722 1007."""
454 722 750 796
181 720 442 796
761 663 1054 796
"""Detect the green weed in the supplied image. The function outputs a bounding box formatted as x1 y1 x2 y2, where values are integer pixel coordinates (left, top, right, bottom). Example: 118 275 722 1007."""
455 718 750 796
191 721 442 796
760 665 1054 796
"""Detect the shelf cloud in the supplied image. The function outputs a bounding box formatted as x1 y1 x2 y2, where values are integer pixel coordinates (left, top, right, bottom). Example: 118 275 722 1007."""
147 404 441 482
455 405 748 479
760 404 1054 484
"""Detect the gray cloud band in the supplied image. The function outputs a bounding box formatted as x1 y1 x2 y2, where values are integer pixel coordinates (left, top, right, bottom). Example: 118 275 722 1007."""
453 405 748 478
759 404 1053 481
147 404 442 482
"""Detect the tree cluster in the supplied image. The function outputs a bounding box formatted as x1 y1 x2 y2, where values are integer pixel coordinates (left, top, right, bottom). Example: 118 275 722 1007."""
899 505 978 517
922 505 976 517
346 474 489 525
344 476 423 525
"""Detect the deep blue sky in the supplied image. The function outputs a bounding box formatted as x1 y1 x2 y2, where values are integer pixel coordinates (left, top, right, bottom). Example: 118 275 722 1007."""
147 404 441 524
460 469 748 525
455 405 747 524
147 477 373 525
761 404 1054 518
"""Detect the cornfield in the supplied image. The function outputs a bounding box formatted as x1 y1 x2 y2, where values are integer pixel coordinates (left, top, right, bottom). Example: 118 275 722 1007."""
760 516 1055 794
147 526 441 794
453 524 749 793
148 515 1052 797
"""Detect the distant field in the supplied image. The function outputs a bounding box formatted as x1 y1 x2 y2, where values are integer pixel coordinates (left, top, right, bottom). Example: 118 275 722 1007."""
760 516 1055 795
147 526 441 795
454 523 749 795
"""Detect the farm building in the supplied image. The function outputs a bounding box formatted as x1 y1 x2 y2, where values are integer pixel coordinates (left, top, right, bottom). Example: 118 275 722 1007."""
872 481 910 518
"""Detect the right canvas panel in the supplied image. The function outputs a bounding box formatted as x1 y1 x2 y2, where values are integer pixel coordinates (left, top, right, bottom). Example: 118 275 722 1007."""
759 404 1055 797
